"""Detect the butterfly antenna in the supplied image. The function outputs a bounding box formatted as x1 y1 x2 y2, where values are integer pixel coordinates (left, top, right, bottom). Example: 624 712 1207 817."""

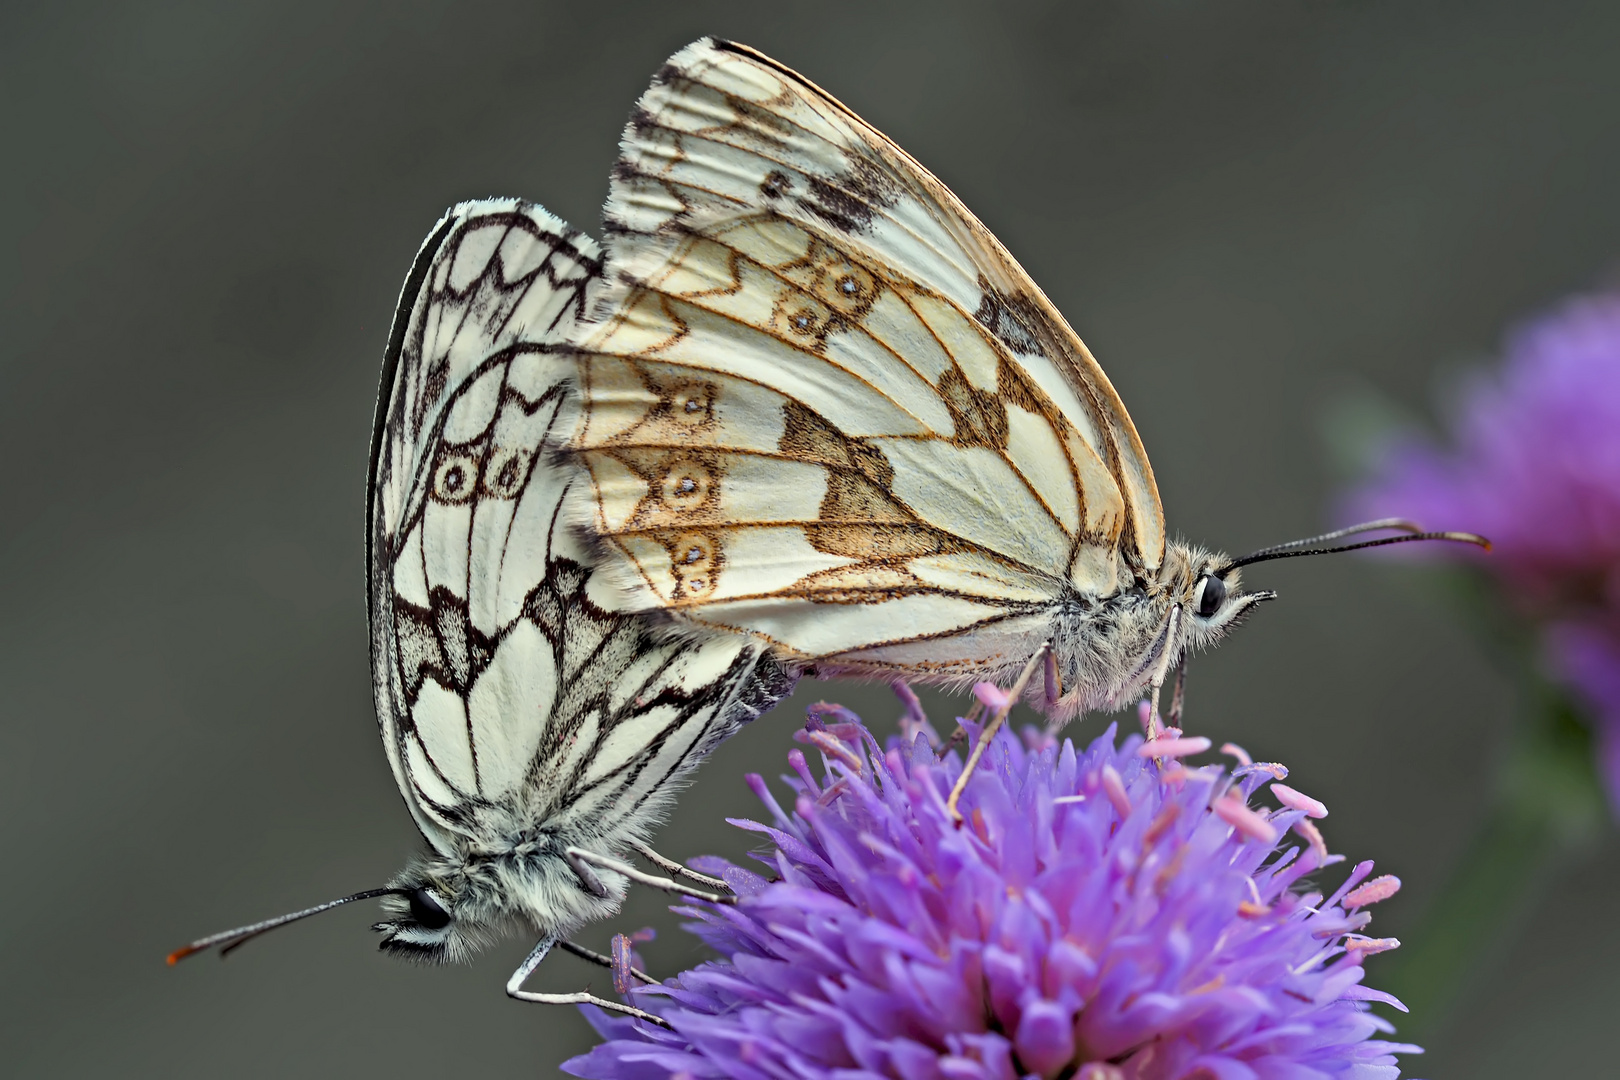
166 888 403 965
1226 519 1489 571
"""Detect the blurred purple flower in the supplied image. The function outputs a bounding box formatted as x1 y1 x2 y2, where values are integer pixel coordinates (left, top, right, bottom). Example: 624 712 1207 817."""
1343 290 1620 806
564 703 1419 1080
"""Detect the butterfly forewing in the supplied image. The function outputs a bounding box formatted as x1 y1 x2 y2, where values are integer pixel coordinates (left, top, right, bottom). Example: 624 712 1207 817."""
370 198 788 859
573 40 1165 679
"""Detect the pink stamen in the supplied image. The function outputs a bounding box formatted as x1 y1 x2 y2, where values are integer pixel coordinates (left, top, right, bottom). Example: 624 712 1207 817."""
1215 794 1280 844
1136 700 1154 732
815 777 851 805
1101 764 1132 820
805 730 863 774
1344 935 1402 956
1344 874 1402 908
1221 742 1253 766
1293 818 1329 861
1272 782 1328 819
973 681 1012 712
1137 736 1211 760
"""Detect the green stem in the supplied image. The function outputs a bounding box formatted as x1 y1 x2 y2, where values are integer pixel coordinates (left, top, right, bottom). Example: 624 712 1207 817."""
1381 696 1606 1039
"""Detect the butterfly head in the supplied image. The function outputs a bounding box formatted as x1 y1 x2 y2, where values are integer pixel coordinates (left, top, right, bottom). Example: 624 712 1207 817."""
1044 543 1273 716
371 861 490 964
1173 545 1276 653
372 844 630 964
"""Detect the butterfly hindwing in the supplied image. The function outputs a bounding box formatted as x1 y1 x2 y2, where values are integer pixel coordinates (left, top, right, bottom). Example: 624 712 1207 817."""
573 40 1165 679
370 199 789 856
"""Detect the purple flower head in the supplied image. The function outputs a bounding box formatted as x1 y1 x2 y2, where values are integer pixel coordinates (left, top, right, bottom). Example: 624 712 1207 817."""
1342 290 1620 804
564 699 1419 1080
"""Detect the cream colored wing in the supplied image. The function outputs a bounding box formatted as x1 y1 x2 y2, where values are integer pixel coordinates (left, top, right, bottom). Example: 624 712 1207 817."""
573 39 1165 678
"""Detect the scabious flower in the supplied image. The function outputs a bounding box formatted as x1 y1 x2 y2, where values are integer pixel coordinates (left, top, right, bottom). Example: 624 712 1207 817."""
1342 290 1620 806
564 698 1418 1080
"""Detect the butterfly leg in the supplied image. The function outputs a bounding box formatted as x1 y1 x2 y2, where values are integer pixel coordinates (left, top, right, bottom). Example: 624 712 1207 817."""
558 937 657 985
1166 654 1189 729
629 839 730 892
1145 604 1185 739
945 644 1050 825
566 846 737 905
505 934 672 1027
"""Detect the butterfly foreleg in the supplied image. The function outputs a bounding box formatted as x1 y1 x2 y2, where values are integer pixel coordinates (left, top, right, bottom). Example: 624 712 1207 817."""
1166 653 1189 729
505 935 672 1027
1144 604 1185 739
628 839 730 892
945 643 1051 825
565 847 737 905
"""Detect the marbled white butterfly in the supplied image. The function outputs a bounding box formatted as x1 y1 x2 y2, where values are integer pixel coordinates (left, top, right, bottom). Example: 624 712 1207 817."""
170 198 793 1019
568 38 1484 729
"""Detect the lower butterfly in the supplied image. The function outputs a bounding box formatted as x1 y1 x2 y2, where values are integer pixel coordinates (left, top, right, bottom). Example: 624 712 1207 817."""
168 198 794 1019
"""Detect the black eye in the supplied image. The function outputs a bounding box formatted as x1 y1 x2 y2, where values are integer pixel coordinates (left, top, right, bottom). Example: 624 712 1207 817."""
408 888 451 930
1195 574 1227 619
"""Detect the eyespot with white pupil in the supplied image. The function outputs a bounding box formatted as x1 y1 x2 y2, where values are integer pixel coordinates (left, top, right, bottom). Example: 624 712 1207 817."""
1194 574 1227 619
432 455 479 503
407 888 451 930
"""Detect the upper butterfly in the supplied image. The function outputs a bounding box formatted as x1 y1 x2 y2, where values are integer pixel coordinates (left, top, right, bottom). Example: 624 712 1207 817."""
568 39 1485 717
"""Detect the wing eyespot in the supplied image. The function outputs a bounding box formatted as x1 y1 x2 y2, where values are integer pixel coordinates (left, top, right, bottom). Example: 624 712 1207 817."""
660 460 713 510
774 297 831 342
432 453 482 504
665 380 717 428
483 448 532 499
806 245 876 316
664 531 721 599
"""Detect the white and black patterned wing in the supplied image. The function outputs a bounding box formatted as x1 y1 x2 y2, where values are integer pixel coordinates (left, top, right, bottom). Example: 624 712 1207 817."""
368 200 792 854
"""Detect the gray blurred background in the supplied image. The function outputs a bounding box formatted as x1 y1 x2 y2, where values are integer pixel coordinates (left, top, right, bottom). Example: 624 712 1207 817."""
5 1 1618 1075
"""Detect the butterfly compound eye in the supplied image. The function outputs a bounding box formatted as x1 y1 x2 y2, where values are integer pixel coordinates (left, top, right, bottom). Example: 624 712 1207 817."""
1195 574 1227 619
408 888 452 930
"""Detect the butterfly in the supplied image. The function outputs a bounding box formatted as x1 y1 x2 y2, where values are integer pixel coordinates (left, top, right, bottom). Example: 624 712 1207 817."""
169 198 794 1017
568 38 1485 723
